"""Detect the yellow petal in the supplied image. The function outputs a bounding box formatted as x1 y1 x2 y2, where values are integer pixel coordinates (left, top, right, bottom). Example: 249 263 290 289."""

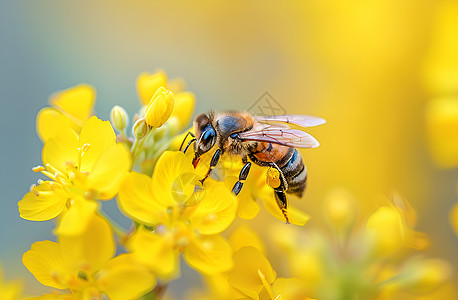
169 92 195 129
425 97 458 168
97 254 156 300
152 151 196 207
229 225 265 253
59 214 115 274
228 246 276 298
78 117 116 173
224 175 260 220
86 144 130 200
136 71 168 106
128 227 180 280
184 234 233 274
42 129 79 175
50 84 95 125
0 264 23 300
261 191 310 226
22 241 68 289
144 87 174 128
168 126 195 151
118 172 166 225
272 278 312 300
54 198 99 236
366 206 406 256
18 182 68 221
189 183 237 235
36 108 80 142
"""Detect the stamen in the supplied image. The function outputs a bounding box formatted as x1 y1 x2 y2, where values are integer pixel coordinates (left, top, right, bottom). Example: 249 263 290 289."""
32 165 45 172
257 269 276 300
30 184 39 196
81 143 91 153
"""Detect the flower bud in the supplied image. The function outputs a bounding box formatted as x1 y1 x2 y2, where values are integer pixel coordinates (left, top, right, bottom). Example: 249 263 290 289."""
144 87 174 128
110 105 128 131
323 188 356 230
366 206 406 256
133 118 148 139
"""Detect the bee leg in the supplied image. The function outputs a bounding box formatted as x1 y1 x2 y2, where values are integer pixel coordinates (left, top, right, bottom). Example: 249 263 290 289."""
274 188 290 224
183 138 196 154
231 162 252 196
179 131 195 152
199 149 221 184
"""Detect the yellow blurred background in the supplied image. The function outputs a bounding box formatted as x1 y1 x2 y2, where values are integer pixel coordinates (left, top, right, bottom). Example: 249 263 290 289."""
1 0 457 296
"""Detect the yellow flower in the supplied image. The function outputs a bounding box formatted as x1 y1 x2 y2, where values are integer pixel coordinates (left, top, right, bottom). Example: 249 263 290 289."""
228 246 312 300
136 71 168 106
36 84 95 142
425 97 458 168
18 116 131 235
137 71 195 131
144 87 174 128
23 214 156 299
118 151 237 279
0 264 22 300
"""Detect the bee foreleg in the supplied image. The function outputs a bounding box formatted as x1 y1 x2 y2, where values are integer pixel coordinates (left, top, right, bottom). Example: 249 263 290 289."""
199 149 221 184
183 138 196 154
231 162 252 196
179 131 195 152
274 189 290 224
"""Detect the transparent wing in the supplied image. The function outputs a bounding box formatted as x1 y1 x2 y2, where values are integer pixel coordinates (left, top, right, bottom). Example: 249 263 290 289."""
239 123 320 148
255 114 326 128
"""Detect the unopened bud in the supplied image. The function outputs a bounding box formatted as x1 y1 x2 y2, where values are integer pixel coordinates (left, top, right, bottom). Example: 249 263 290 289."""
323 188 356 230
110 105 128 131
133 118 148 139
144 87 174 128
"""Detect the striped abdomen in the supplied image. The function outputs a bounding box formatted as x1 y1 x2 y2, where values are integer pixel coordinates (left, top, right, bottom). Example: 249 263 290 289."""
248 142 307 197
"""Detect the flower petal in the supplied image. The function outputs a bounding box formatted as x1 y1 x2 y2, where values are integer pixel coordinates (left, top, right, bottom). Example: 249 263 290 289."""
128 227 180 280
18 182 68 221
36 108 80 142
227 247 276 297
136 71 168 106
78 117 116 173
97 254 156 300
229 225 265 253
22 241 67 289
118 172 166 225
152 151 196 207
184 234 233 274
50 84 95 126
224 175 260 220
189 183 237 235
54 198 99 236
169 92 195 129
59 214 115 274
86 144 131 200
261 190 310 226
42 129 79 175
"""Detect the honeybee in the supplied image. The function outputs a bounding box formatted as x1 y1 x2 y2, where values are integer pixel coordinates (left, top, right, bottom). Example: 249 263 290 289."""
180 111 325 223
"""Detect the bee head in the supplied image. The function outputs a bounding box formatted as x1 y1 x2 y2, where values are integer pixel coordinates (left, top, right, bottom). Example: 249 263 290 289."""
193 113 217 165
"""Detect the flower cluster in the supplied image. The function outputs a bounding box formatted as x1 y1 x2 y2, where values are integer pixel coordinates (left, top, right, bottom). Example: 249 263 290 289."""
17 71 454 299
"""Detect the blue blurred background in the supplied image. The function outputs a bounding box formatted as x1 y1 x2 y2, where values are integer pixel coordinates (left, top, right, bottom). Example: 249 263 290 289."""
1 0 457 296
